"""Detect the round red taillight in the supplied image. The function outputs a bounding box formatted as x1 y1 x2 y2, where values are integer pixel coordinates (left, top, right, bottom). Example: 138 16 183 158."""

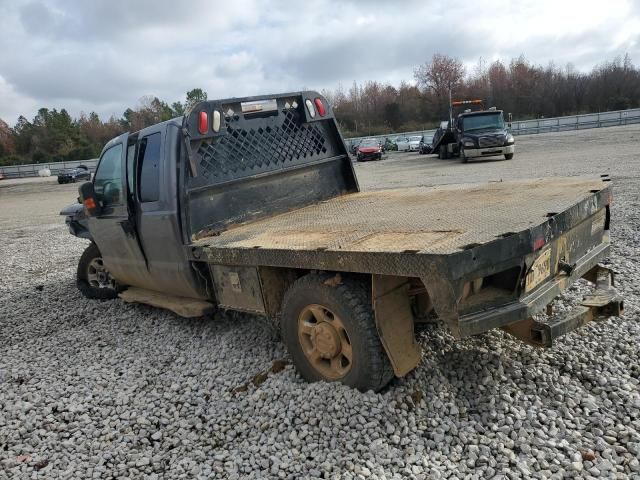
198 111 208 134
314 98 326 117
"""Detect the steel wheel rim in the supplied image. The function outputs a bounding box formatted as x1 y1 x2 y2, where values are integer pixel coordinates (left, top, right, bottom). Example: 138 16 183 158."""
298 304 353 380
87 257 115 290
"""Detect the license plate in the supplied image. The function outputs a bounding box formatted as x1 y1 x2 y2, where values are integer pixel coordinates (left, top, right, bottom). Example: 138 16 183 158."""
526 248 551 292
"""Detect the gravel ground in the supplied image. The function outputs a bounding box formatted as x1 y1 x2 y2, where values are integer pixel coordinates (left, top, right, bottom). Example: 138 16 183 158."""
1 125 639 479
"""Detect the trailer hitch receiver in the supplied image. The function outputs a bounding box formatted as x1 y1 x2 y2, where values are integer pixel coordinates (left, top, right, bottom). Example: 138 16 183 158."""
502 266 623 347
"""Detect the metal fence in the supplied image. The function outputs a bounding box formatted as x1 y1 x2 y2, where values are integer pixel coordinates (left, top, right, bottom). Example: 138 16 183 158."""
509 108 640 135
0 159 98 179
344 107 640 148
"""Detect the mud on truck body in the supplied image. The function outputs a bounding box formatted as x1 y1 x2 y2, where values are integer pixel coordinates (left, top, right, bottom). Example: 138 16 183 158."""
62 91 623 392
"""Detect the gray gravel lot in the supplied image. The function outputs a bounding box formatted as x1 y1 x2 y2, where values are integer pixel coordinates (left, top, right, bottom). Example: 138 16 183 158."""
1 125 639 479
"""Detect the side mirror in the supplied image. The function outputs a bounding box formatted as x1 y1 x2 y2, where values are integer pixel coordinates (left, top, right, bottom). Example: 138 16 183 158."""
79 181 101 216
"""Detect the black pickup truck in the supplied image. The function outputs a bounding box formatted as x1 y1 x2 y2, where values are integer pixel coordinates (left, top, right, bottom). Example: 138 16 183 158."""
62 91 622 391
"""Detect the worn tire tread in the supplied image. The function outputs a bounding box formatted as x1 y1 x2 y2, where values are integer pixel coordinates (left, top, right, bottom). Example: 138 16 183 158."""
281 273 394 392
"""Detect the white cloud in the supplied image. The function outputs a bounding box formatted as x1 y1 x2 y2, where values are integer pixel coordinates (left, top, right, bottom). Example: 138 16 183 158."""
0 0 638 123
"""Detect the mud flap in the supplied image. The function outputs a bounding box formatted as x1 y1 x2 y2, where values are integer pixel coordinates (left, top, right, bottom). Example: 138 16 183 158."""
372 275 422 377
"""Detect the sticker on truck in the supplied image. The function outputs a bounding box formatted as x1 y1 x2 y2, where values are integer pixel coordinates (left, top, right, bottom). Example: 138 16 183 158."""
526 248 552 292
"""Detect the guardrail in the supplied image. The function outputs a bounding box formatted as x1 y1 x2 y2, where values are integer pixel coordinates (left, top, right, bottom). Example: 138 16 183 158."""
344 107 640 148
0 159 98 179
510 108 640 135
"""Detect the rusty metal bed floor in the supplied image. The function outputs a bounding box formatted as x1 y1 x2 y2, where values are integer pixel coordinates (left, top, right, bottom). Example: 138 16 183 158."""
193 177 608 256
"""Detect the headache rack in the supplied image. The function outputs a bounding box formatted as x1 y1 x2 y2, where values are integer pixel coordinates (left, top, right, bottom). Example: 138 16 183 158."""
179 91 356 241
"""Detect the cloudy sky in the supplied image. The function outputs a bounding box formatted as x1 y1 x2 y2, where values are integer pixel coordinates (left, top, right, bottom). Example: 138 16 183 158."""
1 0 638 124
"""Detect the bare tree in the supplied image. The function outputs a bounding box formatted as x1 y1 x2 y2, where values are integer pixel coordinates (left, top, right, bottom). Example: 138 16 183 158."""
414 54 465 117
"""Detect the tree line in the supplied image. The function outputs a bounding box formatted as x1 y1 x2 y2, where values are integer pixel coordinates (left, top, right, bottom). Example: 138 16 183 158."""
324 53 640 137
0 88 207 166
1 53 639 165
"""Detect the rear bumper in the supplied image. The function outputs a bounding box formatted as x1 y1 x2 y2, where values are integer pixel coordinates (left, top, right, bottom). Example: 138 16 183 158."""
466 144 514 158
458 240 614 337
502 265 623 347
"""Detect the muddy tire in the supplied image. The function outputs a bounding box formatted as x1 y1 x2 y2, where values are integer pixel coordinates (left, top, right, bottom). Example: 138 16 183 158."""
77 243 120 300
281 273 394 392
505 153 514 160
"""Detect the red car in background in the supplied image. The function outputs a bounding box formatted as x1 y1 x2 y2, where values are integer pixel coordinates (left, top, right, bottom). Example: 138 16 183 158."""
356 138 383 162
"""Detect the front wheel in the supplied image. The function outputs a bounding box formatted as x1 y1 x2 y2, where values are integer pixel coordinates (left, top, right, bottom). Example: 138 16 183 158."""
77 243 120 299
460 146 468 163
505 153 514 160
281 273 394 392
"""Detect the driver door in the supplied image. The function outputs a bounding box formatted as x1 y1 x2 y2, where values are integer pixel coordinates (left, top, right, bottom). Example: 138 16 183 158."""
88 133 150 287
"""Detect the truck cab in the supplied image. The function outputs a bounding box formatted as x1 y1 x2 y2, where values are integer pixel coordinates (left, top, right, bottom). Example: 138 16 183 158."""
455 108 515 162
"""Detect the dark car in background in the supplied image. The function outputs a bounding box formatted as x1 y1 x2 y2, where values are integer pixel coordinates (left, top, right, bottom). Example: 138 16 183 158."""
356 138 383 162
419 135 434 154
57 165 92 184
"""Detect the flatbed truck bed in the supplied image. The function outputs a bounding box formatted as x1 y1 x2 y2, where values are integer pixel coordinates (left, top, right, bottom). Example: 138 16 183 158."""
194 177 607 257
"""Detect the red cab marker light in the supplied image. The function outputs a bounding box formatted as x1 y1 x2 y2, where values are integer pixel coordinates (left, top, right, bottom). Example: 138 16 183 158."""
314 98 326 117
198 111 208 134
533 238 545 251
83 197 97 210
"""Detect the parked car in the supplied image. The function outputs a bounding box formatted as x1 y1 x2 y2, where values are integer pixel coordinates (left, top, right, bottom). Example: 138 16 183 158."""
349 140 361 155
57 165 92 184
407 135 423 152
395 136 410 151
356 138 383 162
0 173 5 180
419 135 434 154
383 137 398 151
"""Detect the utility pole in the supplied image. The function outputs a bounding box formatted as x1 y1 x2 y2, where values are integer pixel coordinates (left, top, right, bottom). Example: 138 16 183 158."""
448 87 453 128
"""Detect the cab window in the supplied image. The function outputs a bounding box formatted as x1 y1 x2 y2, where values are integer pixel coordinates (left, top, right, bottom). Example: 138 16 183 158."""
137 133 161 203
94 144 123 206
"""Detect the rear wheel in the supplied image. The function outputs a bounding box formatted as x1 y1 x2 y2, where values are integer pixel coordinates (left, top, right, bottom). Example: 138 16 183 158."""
505 153 514 160
281 273 394 392
438 145 446 159
77 243 120 299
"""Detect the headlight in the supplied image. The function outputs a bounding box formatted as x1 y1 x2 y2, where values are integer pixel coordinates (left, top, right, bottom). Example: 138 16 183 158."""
462 138 475 147
506 134 515 145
